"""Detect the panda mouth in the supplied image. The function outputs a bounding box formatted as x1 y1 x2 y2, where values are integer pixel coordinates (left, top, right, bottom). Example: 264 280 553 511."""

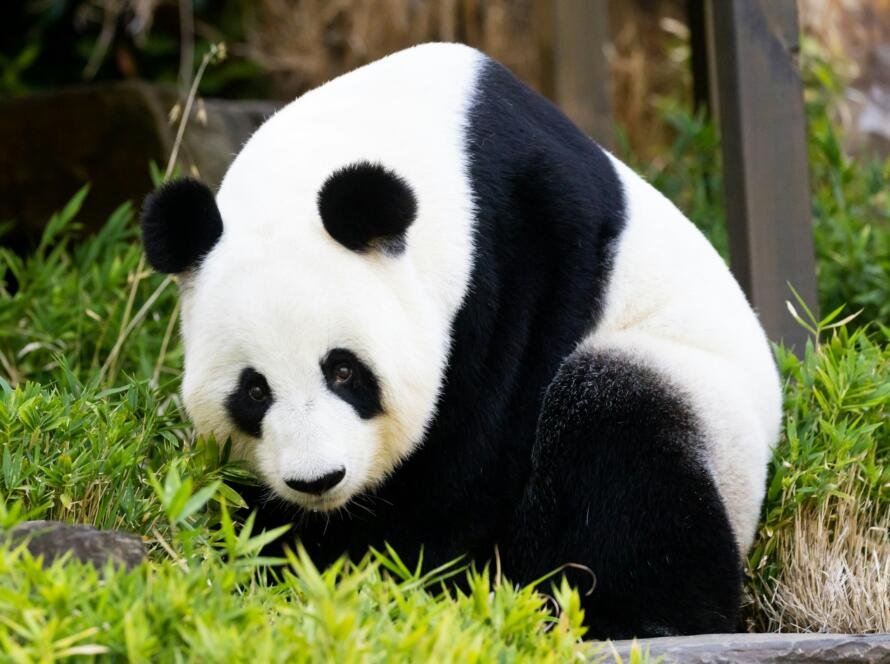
286 487 352 512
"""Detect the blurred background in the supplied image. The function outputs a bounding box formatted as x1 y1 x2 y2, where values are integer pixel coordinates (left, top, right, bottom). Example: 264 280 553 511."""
2 0 888 154
1 0 888 252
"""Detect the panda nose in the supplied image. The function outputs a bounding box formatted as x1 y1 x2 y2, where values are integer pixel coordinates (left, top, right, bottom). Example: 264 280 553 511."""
284 468 346 495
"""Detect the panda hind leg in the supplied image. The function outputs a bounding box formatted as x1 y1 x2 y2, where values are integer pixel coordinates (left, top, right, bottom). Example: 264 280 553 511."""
507 349 742 640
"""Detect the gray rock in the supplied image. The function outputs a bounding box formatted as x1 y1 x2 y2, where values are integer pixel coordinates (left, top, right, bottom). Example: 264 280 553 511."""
8 520 145 570
0 82 278 251
181 97 280 190
606 632 890 663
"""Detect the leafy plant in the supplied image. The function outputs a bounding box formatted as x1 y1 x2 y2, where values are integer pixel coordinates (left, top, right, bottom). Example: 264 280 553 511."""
0 2 265 98
0 537 597 662
751 319 889 572
0 191 180 390
744 300 889 630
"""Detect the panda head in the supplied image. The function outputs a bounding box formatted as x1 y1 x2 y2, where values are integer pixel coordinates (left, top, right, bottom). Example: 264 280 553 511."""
141 43 481 511
140 161 449 512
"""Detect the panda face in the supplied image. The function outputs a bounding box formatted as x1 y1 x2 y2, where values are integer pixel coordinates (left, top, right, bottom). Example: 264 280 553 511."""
170 191 452 511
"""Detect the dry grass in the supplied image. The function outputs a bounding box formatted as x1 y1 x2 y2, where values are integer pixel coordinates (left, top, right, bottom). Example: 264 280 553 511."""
607 0 690 158
753 492 890 633
78 1 890 161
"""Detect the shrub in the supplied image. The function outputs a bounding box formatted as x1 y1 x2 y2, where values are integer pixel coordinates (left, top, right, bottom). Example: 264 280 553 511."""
0 538 593 662
746 317 889 632
804 47 890 325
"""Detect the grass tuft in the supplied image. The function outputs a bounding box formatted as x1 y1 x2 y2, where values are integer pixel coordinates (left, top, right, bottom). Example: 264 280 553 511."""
752 492 889 633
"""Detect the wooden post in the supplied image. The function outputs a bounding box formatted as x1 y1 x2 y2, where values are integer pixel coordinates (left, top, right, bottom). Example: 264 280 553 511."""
706 0 818 351
549 0 614 149
687 0 711 113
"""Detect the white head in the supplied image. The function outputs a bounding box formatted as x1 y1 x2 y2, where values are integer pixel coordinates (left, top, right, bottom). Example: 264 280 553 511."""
140 44 481 511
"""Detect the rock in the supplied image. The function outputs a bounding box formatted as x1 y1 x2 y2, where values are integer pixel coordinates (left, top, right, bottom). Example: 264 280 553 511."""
607 632 890 663
182 97 279 189
8 520 145 570
0 82 278 253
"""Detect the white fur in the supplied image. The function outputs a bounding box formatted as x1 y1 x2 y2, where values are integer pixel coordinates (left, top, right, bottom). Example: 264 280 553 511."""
580 154 782 552
179 44 482 510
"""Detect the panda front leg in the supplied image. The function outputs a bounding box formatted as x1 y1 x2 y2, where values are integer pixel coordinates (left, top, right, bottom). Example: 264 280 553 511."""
506 349 743 640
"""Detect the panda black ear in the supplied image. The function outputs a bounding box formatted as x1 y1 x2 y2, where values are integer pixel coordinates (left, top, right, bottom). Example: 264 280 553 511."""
140 177 223 274
317 161 417 254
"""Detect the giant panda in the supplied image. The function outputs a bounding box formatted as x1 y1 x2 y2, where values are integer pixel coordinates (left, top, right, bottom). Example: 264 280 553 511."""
140 43 782 639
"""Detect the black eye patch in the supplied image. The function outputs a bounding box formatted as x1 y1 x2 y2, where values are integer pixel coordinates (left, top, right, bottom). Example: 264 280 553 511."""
225 367 274 437
320 348 383 419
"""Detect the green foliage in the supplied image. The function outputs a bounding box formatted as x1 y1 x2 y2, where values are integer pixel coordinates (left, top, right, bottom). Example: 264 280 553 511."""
1 2 265 98
1 379 188 533
0 187 180 389
0 540 594 662
749 316 890 578
803 45 890 325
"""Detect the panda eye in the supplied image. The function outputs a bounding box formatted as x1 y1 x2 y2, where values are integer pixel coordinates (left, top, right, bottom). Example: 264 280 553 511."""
248 383 269 402
226 368 273 438
320 349 382 419
332 362 353 385
321 350 360 389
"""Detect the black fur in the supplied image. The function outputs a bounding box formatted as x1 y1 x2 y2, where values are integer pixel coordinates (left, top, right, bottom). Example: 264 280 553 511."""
226 368 274 438
285 469 346 495
140 178 223 273
317 161 417 254
240 58 743 638
507 350 741 639
320 348 383 419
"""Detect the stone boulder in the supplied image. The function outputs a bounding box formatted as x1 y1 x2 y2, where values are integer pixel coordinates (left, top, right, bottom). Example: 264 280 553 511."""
608 632 890 663
8 520 145 570
0 82 278 252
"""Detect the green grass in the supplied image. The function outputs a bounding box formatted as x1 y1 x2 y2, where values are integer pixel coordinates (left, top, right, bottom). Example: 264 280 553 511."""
747 317 889 627
0 44 888 658
0 192 181 389
0 540 594 662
